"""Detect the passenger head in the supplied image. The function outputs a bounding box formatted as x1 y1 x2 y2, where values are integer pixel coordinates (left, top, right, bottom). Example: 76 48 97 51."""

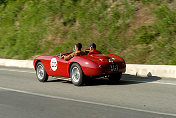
75 43 82 51
89 43 96 51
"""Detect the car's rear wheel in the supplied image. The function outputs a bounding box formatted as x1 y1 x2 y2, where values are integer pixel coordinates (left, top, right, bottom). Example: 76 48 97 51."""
108 72 122 83
70 63 84 86
36 62 48 82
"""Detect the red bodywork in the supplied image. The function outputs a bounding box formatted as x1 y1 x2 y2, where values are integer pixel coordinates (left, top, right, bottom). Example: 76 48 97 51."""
33 53 126 77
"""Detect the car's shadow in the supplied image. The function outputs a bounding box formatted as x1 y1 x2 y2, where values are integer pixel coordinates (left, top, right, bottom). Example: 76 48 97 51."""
47 74 162 86
84 74 161 86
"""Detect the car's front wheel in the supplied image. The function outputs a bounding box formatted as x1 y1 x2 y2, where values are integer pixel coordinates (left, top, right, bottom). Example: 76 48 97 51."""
108 72 122 83
70 63 84 86
36 62 48 82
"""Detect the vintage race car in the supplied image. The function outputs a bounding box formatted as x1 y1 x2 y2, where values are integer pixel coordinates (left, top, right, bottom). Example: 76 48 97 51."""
33 52 126 86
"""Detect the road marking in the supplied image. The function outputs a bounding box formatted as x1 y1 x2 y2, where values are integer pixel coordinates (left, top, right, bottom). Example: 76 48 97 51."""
150 81 176 86
0 86 176 117
123 80 176 86
0 68 35 74
1 68 176 86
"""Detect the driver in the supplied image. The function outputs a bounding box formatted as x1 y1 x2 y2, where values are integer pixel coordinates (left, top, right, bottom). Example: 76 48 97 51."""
64 43 86 61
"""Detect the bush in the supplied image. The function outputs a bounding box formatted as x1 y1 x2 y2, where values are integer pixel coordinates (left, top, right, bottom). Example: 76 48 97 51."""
0 0 175 65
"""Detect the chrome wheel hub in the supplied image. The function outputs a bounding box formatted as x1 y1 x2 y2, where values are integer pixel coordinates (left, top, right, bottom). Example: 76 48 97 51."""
72 67 80 83
37 65 44 80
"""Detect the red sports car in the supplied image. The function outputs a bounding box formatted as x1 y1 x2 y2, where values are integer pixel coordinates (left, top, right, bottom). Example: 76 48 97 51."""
33 53 126 86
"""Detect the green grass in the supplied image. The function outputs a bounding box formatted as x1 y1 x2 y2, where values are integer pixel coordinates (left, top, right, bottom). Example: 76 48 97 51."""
0 0 176 64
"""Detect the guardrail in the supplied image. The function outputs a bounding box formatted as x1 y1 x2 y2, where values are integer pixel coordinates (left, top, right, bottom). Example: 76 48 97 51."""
126 64 176 78
0 59 33 69
0 59 175 78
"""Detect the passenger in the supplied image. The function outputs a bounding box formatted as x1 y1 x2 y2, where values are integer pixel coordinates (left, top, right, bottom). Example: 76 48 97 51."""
88 43 102 55
64 43 86 61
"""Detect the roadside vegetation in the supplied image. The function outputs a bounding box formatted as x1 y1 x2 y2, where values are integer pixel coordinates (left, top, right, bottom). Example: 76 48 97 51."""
0 0 176 64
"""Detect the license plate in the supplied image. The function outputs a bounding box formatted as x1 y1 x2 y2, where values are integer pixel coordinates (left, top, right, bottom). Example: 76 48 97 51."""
110 64 118 72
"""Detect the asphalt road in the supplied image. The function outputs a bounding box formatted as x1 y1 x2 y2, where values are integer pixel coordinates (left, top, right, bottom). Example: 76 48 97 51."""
0 67 176 118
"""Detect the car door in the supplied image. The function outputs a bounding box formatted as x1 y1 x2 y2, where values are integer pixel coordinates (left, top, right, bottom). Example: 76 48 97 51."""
49 56 69 77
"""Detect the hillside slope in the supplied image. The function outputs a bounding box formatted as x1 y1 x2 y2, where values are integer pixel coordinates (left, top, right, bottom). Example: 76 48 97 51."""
0 0 176 64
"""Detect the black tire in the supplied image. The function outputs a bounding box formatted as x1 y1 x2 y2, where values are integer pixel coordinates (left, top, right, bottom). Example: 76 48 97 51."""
70 63 84 86
108 72 122 83
36 62 48 82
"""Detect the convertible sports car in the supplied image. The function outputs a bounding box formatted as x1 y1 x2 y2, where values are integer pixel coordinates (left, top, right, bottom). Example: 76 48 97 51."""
33 52 126 86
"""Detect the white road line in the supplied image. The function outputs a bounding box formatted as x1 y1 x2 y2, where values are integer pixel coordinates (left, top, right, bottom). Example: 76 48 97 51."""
123 80 176 86
0 86 176 117
0 68 35 74
1 68 176 86
150 81 176 86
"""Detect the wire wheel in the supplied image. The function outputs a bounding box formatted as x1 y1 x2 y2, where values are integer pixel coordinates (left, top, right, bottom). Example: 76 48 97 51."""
36 62 48 82
71 67 81 83
70 63 84 86
37 64 45 80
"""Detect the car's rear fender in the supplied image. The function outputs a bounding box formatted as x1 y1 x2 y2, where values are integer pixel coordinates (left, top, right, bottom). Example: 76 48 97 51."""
69 57 102 76
108 54 125 62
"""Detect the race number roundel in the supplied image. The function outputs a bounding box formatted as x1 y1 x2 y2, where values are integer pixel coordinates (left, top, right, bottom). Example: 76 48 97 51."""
50 58 57 71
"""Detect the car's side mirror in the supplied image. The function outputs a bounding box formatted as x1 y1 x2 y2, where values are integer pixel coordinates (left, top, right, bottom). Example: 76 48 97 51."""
59 53 62 59
73 48 75 52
